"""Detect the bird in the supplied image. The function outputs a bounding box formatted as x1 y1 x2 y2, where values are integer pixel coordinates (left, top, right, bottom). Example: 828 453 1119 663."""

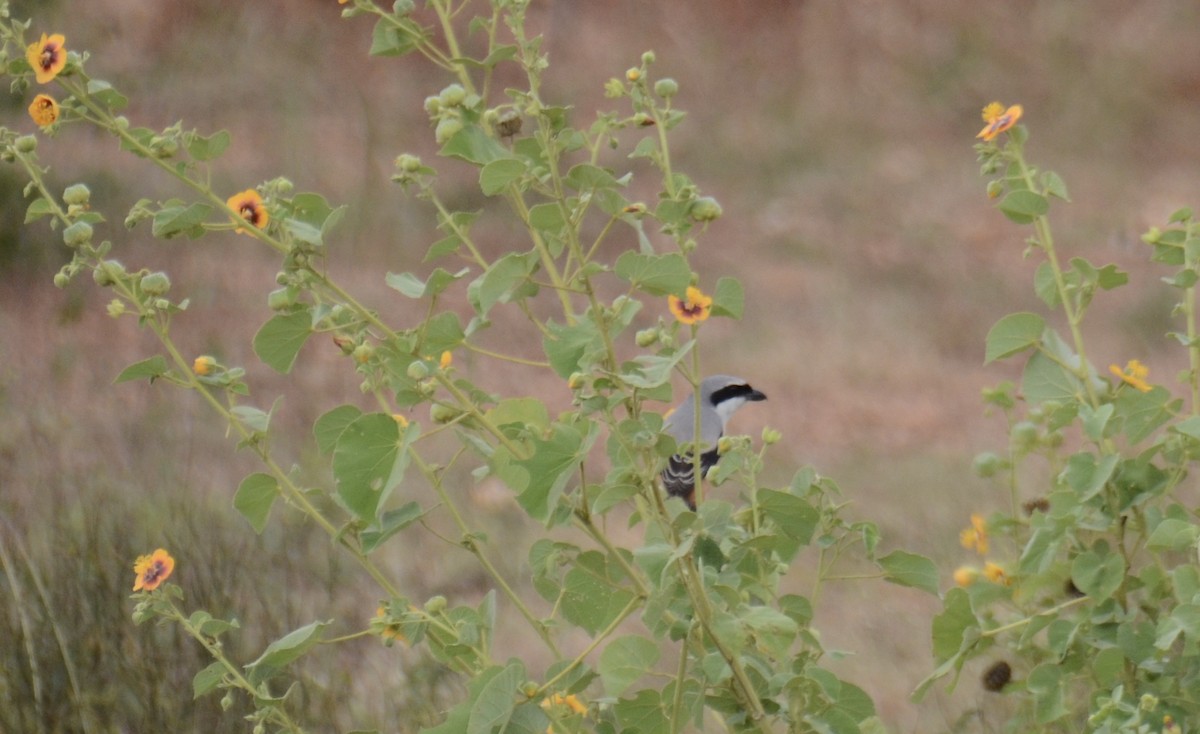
661 375 767 510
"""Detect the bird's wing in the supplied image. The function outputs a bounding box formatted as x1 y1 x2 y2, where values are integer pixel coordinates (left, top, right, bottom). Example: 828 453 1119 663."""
661 445 720 510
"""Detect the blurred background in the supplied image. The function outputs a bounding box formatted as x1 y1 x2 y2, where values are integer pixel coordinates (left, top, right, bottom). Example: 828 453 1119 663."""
2 0 1200 731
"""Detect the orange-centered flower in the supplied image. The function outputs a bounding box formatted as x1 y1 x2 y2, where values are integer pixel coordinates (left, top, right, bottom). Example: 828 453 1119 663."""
226 189 269 234
26 33 67 84
1109 359 1152 392
668 286 712 325
132 548 175 591
27 94 59 127
976 102 1023 142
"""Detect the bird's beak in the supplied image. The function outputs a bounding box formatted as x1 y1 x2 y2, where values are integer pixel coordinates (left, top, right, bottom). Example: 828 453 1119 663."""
748 389 767 402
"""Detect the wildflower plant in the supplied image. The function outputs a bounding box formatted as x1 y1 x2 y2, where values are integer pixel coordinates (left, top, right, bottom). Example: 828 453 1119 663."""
913 103 1200 729
0 2 932 732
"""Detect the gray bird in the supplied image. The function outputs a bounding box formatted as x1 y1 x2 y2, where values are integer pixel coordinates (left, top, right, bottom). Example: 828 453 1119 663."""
661 375 767 510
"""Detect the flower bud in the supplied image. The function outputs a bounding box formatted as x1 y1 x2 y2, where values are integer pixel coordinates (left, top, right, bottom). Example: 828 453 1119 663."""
62 220 94 247
424 595 447 613
761 427 782 445
435 118 463 144
106 299 126 317
139 271 171 296
1010 421 1038 449
717 436 734 455
407 360 430 380
423 95 442 115
625 68 641 82
63 183 90 206
93 259 124 287
635 328 658 347
14 135 37 153
689 196 723 222
439 84 467 107
521 681 539 699
393 0 415 13
641 50 656 65
193 355 217 376
567 372 585 390
430 403 459 423
654 78 679 98
352 344 374 364
266 287 295 311
972 451 1003 478
53 272 69 288
394 153 422 172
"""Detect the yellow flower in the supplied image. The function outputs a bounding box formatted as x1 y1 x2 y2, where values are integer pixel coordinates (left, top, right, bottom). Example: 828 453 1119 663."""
541 693 587 716
953 566 979 587
132 548 175 591
668 286 712 325
392 413 409 428
976 103 1023 141
26 33 67 84
959 513 989 555
983 561 1009 585
1109 359 1152 392
193 355 217 376
439 351 453 369
226 189 269 234
625 68 641 82
27 94 59 127
374 606 407 644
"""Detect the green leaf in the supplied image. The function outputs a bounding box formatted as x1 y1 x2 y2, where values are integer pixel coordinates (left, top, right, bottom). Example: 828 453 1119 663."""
879 550 939 595
186 130 230 161
740 606 798 658
1147 518 1200 551
998 189 1049 224
314 404 363 454
562 551 636 635
1041 171 1070 201
614 689 667 734
1079 403 1114 441
86 79 129 111
1033 262 1059 308
527 202 566 235
984 312 1044 364
253 310 312 374
152 202 212 239
508 422 595 522
24 197 55 224
599 635 660 696
1071 545 1125 601
479 158 527 196
440 124 512 165
1062 452 1119 501
369 16 418 56
621 342 694 389
473 251 539 316
485 398 550 432
1156 604 1200 650
467 663 524 734
419 311 465 355
613 252 691 296
192 661 226 699
234 473 279 533
564 163 621 191
1022 348 1082 404
711 277 744 319
386 267 469 299
1026 663 1068 724
361 502 425 553
245 620 330 686
757 489 819 545
333 413 408 522
114 355 170 384
542 318 604 378
931 587 977 662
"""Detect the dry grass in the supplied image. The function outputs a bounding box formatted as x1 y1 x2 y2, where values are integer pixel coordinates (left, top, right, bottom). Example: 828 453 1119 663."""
3 0 1200 730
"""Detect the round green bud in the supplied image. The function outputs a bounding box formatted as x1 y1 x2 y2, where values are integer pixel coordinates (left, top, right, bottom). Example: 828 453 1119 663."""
423 95 442 115
221 692 235 711
653 78 679 98
567 372 586 390
63 183 91 206
63 220 94 248
430 403 459 424
439 84 467 107
395 153 422 172
14 135 37 153
424 595 447 613
113 116 130 130
689 196 723 222
635 328 658 347
717 436 734 455
273 177 294 195
972 451 1003 478
407 360 430 380
153 298 170 310
94 261 125 287
53 272 70 288
641 50 656 65
266 287 294 311
435 118 464 144
352 343 374 364
394 0 416 13
761 427 782 445
1010 421 1039 448
139 271 171 296
520 681 539 699
152 137 178 158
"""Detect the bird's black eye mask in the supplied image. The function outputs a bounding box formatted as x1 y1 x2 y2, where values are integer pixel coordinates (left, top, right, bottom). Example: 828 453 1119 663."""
710 383 766 405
